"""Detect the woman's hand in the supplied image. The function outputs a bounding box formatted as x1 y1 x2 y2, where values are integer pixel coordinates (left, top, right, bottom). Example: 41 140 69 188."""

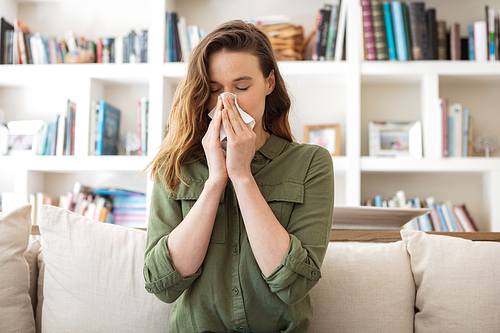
202 95 228 186
221 94 256 183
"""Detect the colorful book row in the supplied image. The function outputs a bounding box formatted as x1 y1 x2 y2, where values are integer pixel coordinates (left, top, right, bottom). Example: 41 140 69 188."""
29 182 147 227
361 1 500 61
363 190 479 231
165 11 206 62
0 17 148 65
311 2 347 61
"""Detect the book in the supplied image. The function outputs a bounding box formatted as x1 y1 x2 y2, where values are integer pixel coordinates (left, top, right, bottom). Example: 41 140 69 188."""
450 23 461 60
426 8 437 60
325 4 339 60
391 1 407 61
436 20 447 60
407 2 429 60
401 2 413 60
317 5 333 61
371 0 389 60
140 97 148 156
383 2 397 60
463 106 470 157
443 201 460 231
96 100 121 156
1 17 14 64
474 21 488 61
334 0 348 62
434 203 449 231
488 7 496 61
361 0 377 61
440 97 449 157
468 24 475 60
65 100 76 156
449 103 463 157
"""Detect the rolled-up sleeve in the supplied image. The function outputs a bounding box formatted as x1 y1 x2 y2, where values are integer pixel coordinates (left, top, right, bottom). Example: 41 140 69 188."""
143 181 202 303
263 147 334 304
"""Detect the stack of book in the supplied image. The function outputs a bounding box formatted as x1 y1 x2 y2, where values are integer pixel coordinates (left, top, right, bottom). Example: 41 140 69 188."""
29 182 147 227
33 100 77 156
311 2 347 61
164 11 206 62
439 98 474 157
363 190 479 231
0 17 148 65
361 1 500 61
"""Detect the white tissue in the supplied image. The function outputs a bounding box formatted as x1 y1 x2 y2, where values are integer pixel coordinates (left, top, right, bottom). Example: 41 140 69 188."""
208 92 255 151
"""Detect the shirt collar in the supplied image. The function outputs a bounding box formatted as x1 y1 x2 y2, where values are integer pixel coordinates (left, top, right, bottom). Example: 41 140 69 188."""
257 134 288 160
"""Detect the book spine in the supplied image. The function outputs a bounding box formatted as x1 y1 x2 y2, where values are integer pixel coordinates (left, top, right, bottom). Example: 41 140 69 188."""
325 4 339 60
361 0 377 61
96 100 105 156
407 2 423 60
383 2 397 60
474 21 488 61
468 24 475 60
450 23 461 60
440 97 449 157
371 0 389 60
318 6 332 61
449 204 465 231
426 8 437 60
485 5 490 55
463 106 470 157
334 0 347 62
436 21 447 60
401 2 413 60
453 104 462 157
391 1 407 61
489 8 496 61
137 101 142 156
496 14 500 61
435 204 449 231
444 203 459 231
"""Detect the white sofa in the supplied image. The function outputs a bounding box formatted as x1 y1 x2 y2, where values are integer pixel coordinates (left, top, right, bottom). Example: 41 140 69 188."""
1 204 500 333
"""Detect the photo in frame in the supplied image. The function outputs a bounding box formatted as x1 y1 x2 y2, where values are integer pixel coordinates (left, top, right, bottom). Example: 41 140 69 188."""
6 120 44 155
369 121 422 158
304 124 341 156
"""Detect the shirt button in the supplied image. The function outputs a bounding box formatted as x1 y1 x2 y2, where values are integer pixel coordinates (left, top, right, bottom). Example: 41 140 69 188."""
311 270 319 278
233 287 240 295
233 244 238 253
238 326 246 331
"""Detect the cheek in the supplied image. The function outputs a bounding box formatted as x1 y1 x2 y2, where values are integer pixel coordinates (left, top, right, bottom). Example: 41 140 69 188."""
207 95 218 111
237 93 265 118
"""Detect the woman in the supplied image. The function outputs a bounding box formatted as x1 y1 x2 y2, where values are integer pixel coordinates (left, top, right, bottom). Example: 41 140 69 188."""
144 20 334 333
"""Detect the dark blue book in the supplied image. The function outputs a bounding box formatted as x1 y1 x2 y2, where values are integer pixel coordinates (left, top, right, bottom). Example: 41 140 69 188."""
96 100 121 155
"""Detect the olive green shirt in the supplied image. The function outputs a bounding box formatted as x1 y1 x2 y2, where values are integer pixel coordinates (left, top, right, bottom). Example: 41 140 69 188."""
144 134 334 333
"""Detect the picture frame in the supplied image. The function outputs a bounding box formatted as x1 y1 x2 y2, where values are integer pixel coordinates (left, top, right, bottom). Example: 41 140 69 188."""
369 121 422 158
304 124 341 156
7 120 44 156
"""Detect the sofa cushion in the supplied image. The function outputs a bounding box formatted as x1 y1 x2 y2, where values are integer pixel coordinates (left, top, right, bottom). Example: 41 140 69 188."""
36 246 44 333
309 241 415 333
0 204 36 333
401 229 500 333
38 205 172 333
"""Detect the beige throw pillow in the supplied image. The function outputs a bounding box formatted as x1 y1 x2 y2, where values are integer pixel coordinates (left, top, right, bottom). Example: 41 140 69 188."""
38 205 172 333
309 241 415 333
0 204 36 333
401 229 500 333
24 238 41 318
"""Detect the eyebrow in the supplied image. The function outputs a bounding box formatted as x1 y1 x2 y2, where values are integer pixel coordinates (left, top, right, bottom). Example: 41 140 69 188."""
210 76 253 84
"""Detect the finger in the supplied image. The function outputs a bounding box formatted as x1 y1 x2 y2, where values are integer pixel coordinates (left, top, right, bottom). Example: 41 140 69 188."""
223 96 244 132
221 109 234 137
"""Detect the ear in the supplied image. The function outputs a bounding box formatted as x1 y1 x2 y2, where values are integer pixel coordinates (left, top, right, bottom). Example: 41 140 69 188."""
265 69 276 95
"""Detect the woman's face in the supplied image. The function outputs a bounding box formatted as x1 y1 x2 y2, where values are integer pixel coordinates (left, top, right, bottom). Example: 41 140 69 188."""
207 50 275 131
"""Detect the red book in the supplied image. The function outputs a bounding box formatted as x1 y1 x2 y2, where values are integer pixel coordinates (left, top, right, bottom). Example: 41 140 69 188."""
459 204 479 231
361 0 377 60
97 38 103 63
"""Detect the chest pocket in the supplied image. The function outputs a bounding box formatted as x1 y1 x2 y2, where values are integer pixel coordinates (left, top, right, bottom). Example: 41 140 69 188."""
258 181 304 229
169 181 226 244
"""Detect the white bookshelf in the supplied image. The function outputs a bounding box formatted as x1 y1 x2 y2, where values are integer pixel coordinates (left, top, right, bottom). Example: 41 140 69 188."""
1 0 500 231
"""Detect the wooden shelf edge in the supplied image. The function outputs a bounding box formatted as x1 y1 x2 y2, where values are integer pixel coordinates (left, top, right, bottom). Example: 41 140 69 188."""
329 230 500 242
31 225 500 242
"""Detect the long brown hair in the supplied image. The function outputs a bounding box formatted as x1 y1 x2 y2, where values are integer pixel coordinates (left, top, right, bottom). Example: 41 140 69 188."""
146 19 293 190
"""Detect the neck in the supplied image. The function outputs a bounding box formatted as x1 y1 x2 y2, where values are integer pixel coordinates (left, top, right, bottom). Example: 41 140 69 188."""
254 125 271 151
